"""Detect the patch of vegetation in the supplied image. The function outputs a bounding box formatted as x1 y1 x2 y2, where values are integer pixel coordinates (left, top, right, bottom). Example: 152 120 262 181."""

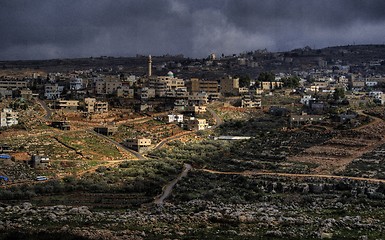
58 131 122 159
0 159 182 208
171 171 265 204
217 115 287 136
149 128 333 173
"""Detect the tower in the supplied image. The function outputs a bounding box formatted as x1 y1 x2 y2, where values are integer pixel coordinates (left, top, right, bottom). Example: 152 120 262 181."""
148 55 152 77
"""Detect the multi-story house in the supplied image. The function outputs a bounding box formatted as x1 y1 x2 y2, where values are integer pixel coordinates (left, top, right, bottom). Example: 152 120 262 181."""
94 76 122 95
186 78 219 100
0 78 29 89
220 75 239 96
70 77 83 90
0 108 18 127
84 98 108 113
183 118 208 131
241 95 262 108
54 100 79 111
123 138 151 153
188 92 208 106
44 84 64 100
148 72 185 97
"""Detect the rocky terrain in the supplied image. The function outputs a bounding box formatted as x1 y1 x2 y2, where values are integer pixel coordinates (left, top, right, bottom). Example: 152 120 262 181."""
1 191 384 240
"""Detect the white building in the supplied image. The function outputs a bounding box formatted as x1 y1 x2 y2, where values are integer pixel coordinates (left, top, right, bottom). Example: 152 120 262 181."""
365 81 378 87
168 114 184 123
369 91 383 99
44 84 64 100
300 95 316 106
70 77 83 90
0 108 18 127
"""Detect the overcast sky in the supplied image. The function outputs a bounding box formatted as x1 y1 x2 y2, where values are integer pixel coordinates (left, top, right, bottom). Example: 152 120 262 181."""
1 0 385 60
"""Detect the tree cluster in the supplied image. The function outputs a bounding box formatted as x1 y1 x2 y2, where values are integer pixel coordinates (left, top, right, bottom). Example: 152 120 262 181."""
333 88 346 101
257 72 275 82
282 76 300 88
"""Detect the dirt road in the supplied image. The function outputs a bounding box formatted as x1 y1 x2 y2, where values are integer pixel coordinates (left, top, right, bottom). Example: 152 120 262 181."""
154 163 192 205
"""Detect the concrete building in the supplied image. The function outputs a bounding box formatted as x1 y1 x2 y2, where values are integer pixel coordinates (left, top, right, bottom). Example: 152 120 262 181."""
173 99 188 112
44 84 64 100
300 95 316 106
166 87 189 98
238 87 249 95
186 78 200 93
94 126 118 136
95 76 122 95
0 89 12 99
54 100 79 111
147 72 186 97
29 155 50 169
105 76 123 95
140 87 156 100
168 114 184 123
369 91 383 99
123 138 151 153
0 144 11 153
148 78 167 97
350 80 365 90
0 78 29 89
365 81 378 87
290 113 325 126
261 81 283 90
70 77 83 90
19 89 33 100
84 98 108 113
183 118 208 131
380 94 385 105
185 105 207 114
0 108 18 127
186 78 219 99
117 85 134 98
220 76 239 96
188 92 208 106
241 95 262 108
51 121 70 130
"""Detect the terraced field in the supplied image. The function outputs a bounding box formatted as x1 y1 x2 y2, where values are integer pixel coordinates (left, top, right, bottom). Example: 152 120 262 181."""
289 116 385 174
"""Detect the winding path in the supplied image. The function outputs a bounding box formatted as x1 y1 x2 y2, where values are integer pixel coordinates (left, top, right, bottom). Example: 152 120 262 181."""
207 107 223 129
35 98 52 120
153 106 224 151
87 129 147 160
154 163 192 205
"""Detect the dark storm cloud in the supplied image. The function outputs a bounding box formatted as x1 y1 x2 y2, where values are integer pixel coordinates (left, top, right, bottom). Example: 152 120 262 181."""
1 0 385 60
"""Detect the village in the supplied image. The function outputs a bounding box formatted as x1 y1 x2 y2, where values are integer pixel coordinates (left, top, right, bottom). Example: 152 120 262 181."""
1 45 385 239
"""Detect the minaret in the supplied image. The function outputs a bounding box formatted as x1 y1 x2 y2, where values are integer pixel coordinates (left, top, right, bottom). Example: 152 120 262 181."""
148 55 152 77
